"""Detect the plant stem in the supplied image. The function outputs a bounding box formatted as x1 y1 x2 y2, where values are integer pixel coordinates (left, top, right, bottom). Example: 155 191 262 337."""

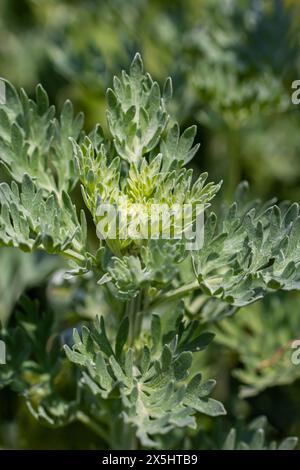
148 280 200 310
126 297 136 347
63 248 86 263
134 290 144 339
126 291 143 346
76 411 110 445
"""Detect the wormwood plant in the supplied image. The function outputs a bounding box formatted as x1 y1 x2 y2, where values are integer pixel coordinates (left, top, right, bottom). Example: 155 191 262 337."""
0 55 299 449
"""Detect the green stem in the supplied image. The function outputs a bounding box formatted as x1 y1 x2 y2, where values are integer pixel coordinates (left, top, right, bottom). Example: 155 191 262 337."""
126 297 136 347
135 290 143 339
126 291 143 346
63 248 86 264
76 411 110 445
134 291 143 339
148 280 200 310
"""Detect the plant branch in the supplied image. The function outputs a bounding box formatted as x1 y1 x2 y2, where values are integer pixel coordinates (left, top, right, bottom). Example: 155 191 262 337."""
148 280 200 310
76 411 110 445
63 248 86 264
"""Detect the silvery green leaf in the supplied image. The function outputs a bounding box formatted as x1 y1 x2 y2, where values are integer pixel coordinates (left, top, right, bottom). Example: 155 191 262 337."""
0 80 84 195
65 314 224 448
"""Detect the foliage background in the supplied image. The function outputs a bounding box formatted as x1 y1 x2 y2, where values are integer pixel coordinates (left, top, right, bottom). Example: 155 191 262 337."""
1 0 300 449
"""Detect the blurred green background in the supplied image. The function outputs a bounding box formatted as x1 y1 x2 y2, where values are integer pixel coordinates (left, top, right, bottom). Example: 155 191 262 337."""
1 0 300 449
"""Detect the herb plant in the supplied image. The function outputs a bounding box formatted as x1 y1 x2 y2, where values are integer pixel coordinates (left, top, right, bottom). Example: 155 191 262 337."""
0 54 299 450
